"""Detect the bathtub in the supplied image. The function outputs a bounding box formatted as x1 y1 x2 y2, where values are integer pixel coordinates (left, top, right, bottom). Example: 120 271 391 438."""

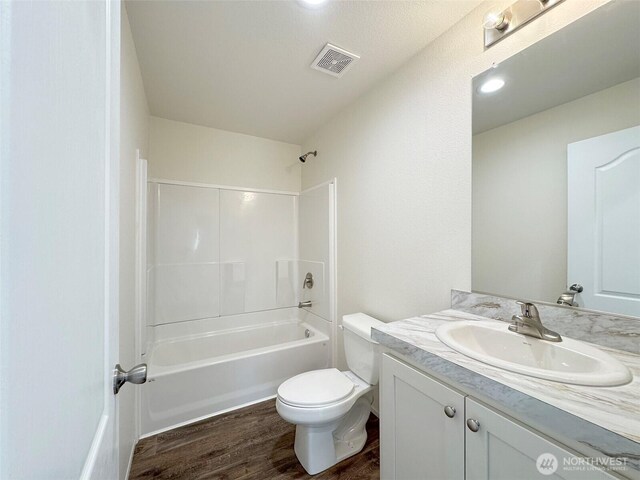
140 308 330 436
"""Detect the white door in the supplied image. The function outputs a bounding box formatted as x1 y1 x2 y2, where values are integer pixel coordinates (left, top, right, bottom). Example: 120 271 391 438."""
380 354 465 480
1 1 121 479
568 126 640 317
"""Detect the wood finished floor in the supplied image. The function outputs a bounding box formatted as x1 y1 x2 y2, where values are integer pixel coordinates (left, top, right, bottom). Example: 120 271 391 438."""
129 400 380 480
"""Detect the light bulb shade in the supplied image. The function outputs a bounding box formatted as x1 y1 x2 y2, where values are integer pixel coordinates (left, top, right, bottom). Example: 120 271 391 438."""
483 11 509 30
483 0 565 48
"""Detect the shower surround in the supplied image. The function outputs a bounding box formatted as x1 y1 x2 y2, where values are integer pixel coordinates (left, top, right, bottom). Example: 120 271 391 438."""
139 179 336 435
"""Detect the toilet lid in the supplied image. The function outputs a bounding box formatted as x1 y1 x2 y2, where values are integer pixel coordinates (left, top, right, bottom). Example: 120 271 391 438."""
277 368 355 407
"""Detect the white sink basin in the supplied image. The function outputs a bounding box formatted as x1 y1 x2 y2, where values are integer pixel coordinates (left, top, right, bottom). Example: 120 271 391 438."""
435 320 632 387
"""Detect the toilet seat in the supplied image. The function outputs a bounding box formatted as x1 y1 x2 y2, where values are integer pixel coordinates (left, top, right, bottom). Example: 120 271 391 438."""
277 368 354 408
276 370 372 426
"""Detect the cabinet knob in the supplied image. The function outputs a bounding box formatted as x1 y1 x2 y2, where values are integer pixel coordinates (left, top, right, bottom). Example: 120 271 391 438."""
444 405 456 418
466 418 480 432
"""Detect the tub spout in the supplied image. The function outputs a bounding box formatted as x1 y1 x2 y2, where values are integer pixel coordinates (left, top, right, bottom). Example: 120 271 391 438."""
298 301 312 308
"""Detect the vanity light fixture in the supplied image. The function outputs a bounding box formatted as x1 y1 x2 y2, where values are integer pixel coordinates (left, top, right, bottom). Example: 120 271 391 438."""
483 0 565 48
478 78 505 94
483 11 510 31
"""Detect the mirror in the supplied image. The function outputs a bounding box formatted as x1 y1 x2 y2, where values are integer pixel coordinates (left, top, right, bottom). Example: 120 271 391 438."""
472 1 640 318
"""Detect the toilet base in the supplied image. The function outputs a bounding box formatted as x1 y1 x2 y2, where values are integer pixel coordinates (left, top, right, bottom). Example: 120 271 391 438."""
293 394 373 475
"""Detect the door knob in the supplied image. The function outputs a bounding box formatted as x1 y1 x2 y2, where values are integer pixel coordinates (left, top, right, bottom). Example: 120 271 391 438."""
466 418 480 432
113 363 147 394
444 405 456 418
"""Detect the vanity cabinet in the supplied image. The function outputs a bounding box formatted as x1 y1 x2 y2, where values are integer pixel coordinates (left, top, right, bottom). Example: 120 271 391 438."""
465 398 618 480
380 353 465 480
380 354 620 480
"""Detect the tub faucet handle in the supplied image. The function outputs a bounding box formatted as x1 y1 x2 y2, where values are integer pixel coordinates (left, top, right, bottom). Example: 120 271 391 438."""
303 272 314 289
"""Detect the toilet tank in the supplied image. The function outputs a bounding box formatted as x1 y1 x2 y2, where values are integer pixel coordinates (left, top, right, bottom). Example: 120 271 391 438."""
342 313 385 385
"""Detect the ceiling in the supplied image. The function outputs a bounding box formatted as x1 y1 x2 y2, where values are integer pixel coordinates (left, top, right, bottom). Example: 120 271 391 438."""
473 0 640 134
125 0 482 145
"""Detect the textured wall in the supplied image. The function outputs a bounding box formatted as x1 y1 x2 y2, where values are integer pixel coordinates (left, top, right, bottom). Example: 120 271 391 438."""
148 116 301 192
300 0 610 367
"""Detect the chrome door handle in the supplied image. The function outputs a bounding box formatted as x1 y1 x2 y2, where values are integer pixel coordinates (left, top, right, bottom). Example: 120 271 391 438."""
113 363 147 394
444 405 456 418
466 418 480 432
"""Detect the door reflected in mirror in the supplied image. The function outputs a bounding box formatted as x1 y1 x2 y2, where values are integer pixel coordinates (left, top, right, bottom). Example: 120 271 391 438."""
471 1 640 318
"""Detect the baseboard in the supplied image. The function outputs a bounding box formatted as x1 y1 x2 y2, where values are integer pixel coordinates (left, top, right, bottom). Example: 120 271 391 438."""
79 414 109 480
124 441 135 480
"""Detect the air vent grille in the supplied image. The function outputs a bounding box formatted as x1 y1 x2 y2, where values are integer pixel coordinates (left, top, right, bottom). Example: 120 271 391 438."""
317 50 352 75
311 43 360 78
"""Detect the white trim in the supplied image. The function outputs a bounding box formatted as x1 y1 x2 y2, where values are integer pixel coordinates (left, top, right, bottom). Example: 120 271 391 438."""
107 0 121 470
79 414 109 480
124 440 135 480
139 395 277 439
85 1 121 478
329 179 338 367
300 178 335 195
134 153 147 362
0 2 8 476
148 177 299 196
134 154 147 442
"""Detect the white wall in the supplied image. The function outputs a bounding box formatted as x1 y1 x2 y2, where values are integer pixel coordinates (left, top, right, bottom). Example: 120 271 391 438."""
119 7 150 479
148 116 302 192
300 0 612 367
473 78 640 303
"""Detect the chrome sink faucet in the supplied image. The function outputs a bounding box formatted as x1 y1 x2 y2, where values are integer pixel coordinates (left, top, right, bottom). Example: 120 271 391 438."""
508 301 562 342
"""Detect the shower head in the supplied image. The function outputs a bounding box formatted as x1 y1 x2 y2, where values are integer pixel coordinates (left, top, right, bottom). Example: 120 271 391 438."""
299 150 317 163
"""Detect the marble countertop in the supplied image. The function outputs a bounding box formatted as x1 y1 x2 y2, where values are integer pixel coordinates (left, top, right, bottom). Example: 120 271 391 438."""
372 309 640 472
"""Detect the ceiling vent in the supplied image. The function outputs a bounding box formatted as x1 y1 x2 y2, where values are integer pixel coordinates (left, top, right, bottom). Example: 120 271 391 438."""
310 43 360 78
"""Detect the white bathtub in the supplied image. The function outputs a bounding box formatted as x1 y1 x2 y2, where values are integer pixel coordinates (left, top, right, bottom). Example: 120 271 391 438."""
140 308 330 436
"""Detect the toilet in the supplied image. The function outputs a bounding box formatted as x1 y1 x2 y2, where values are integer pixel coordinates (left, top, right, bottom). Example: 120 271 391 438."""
276 313 384 474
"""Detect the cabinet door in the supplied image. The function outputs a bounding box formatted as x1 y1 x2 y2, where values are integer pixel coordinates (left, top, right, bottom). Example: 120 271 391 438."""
465 398 619 480
381 354 465 480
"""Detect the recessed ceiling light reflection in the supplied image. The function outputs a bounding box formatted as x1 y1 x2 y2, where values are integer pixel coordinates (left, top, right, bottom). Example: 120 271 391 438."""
297 0 327 8
478 78 505 94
